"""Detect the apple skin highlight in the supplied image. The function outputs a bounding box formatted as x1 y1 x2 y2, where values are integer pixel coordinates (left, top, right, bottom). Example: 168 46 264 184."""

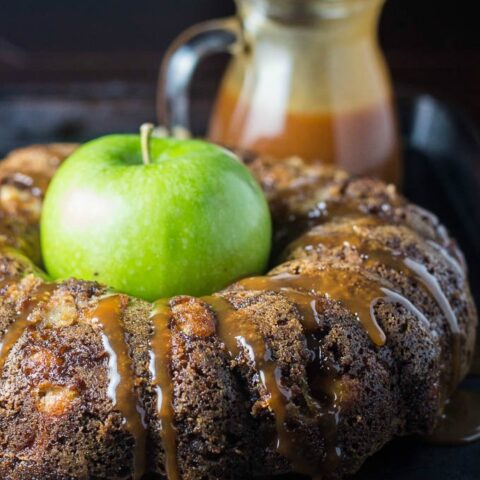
40 135 272 301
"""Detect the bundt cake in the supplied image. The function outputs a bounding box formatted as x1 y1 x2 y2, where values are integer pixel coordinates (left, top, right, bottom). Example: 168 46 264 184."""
0 145 477 479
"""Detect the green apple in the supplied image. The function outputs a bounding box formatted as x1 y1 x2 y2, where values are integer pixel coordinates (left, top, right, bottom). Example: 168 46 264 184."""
41 126 272 301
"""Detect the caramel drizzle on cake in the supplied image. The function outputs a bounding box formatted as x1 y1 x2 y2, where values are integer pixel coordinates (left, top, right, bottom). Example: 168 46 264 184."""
191 199 467 475
149 300 179 480
202 267 422 477
426 239 465 279
239 270 389 346
202 293 335 476
203 294 331 475
290 222 462 389
207 295 291 448
0 288 148 479
87 295 147 480
0 282 57 371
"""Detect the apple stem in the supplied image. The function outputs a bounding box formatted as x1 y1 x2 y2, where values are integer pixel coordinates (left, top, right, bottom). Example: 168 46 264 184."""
140 123 155 165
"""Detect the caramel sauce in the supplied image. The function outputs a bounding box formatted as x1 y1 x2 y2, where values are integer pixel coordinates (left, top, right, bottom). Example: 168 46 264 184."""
0 283 57 372
425 390 480 445
403 259 459 335
149 300 179 480
268 288 343 474
239 270 387 346
203 264 409 476
201 296 296 462
208 90 401 184
203 293 341 477
291 226 462 390
87 295 147 480
403 258 463 394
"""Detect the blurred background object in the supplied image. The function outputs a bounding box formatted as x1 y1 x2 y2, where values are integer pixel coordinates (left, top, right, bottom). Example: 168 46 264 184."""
160 0 402 184
0 0 479 150
1 0 478 95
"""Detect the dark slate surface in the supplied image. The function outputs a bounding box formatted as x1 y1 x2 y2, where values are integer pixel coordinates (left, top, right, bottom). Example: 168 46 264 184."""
0 86 479 479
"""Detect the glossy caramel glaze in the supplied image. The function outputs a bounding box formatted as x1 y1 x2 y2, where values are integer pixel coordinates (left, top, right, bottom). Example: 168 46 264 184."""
239 271 388 346
203 293 341 477
209 89 401 185
288 222 463 390
87 295 147 480
0 282 57 371
150 300 179 480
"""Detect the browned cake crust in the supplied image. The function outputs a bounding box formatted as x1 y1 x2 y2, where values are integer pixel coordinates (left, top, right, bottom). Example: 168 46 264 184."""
0 146 477 479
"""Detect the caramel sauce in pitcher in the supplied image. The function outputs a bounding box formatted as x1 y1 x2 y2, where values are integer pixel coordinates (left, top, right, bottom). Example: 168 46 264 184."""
208 89 401 184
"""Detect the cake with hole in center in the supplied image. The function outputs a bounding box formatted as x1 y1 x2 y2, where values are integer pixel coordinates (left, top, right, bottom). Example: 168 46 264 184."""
0 144 477 479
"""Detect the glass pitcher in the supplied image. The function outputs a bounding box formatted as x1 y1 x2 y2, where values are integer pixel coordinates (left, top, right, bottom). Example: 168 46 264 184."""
158 0 401 184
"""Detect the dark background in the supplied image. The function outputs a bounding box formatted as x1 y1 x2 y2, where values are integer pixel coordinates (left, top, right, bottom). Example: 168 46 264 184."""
1 0 479 123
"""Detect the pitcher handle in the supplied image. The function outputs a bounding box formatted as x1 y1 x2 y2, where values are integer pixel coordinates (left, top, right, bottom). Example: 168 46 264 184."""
157 17 243 132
